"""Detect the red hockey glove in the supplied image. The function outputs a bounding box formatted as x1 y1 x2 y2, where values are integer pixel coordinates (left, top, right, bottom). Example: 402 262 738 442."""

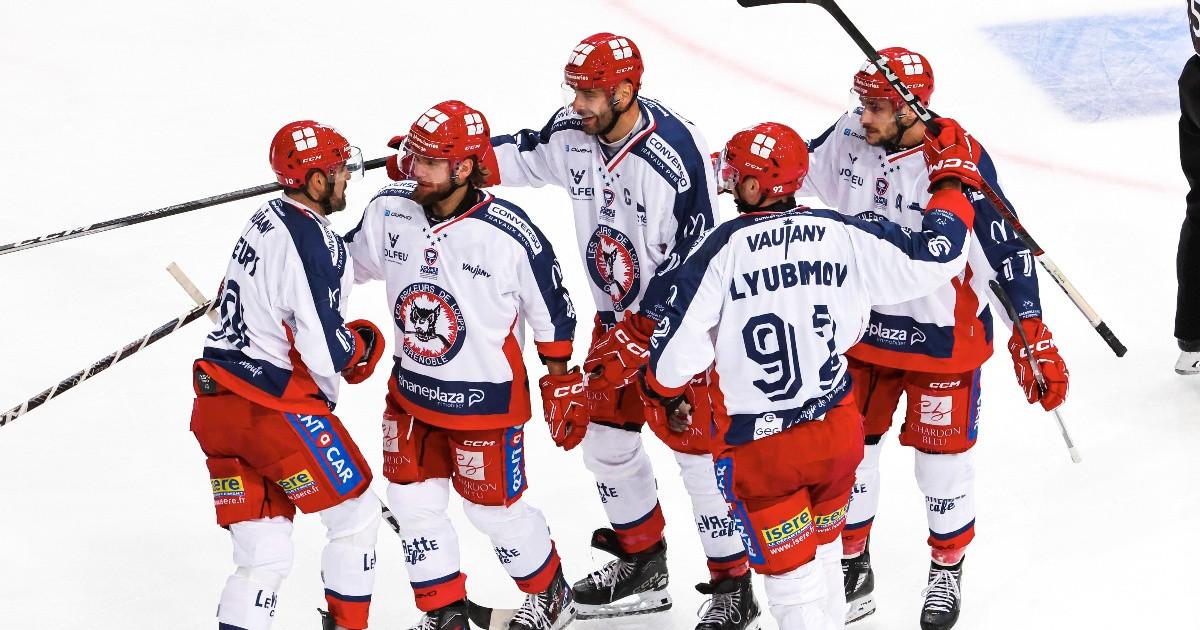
1007 318 1069 411
923 117 983 191
638 369 692 432
584 312 657 391
342 319 385 384
539 369 589 451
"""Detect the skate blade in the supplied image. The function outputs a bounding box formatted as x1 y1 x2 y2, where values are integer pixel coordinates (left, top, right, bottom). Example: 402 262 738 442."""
846 594 876 625
574 589 672 620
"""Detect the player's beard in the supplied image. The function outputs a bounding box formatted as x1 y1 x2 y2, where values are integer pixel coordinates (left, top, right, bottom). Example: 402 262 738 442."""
412 179 457 206
320 186 347 215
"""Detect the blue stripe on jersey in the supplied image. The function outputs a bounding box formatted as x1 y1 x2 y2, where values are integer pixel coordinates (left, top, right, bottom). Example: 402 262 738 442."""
201 346 296 399
491 108 582 151
392 361 514 416
972 148 1042 320
271 199 357 371
324 588 372 603
724 373 853 446
468 198 575 342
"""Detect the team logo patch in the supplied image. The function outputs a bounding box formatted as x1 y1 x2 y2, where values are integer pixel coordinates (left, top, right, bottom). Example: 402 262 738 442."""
873 177 890 209
454 448 486 481
762 506 814 549
919 394 953 426
814 504 848 534
585 226 641 311
395 282 467 367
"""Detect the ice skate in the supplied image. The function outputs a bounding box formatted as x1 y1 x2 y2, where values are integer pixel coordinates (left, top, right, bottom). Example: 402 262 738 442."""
1176 350 1200 375
408 599 469 630
571 528 672 619
842 548 875 624
919 558 963 630
694 572 761 630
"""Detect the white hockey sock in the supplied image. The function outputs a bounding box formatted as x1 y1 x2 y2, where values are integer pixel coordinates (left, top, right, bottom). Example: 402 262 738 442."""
464 499 558 592
319 493 382 603
815 541 846 621
387 480 462 586
581 425 661 537
218 517 294 630
844 442 883 553
915 450 975 558
675 451 746 572
764 562 840 630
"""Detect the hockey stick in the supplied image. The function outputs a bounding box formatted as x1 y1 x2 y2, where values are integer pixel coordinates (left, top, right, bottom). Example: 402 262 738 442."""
0 157 389 257
989 280 1082 464
736 0 1127 359
0 299 216 428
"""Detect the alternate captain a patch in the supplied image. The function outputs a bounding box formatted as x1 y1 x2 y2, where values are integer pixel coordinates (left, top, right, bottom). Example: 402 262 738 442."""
586 225 640 311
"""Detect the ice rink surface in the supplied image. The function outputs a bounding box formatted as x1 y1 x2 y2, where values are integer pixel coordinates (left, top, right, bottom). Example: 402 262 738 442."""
1 1 1196 628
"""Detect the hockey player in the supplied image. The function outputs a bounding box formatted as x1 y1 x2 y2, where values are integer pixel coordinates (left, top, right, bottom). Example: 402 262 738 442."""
799 49 1070 629
190 121 386 630
1176 0 1200 374
490 32 758 627
346 101 582 630
641 120 981 630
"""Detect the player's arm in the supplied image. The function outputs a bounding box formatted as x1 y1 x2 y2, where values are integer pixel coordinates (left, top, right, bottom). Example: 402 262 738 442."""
796 115 847 207
971 149 1067 411
343 197 388 285
282 240 382 384
490 109 571 189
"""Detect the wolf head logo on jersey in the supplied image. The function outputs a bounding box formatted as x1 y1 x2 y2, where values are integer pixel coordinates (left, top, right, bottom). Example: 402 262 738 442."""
395 283 467 367
586 226 640 311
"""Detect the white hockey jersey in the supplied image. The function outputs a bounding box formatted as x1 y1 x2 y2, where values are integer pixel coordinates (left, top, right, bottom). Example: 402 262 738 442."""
198 196 360 414
645 191 974 446
346 182 575 430
491 96 717 329
800 111 1040 372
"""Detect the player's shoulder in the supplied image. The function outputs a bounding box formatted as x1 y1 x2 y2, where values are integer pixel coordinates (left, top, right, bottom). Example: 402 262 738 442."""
809 110 868 153
368 180 419 205
468 193 549 258
629 97 709 191
268 198 348 275
545 106 585 137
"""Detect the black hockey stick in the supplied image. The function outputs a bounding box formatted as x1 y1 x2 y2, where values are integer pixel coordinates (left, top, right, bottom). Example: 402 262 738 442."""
737 0 1127 358
0 299 216 428
990 280 1081 464
0 157 390 257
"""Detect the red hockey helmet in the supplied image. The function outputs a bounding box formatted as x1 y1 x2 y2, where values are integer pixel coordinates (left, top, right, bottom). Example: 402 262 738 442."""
851 47 934 110
268 121 362 189
717 122 809 197
393 100 500 187
564 32 644 93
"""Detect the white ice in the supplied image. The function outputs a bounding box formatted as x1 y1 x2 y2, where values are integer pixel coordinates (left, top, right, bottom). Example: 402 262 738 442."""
1 1 1194 628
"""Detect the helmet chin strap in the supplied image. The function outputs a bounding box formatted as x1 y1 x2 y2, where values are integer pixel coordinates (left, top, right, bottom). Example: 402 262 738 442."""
882 109 919 153
302 170 338 215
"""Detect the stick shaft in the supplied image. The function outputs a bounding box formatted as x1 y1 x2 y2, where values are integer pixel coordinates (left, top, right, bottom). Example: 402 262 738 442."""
0 301 215 428
0 157 388 257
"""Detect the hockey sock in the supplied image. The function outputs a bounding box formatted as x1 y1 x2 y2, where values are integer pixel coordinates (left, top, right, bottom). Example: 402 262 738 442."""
464 499 561 594
386 480 467 611
319 493 382 629
843 442 883 557
815 541 845 621
218 517 294 630
675 451 748 579
582 424 665 553
915 450 975 565
763 561 839 630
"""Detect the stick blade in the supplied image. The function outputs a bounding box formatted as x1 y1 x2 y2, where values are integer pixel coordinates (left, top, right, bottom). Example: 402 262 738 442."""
737 0 812 7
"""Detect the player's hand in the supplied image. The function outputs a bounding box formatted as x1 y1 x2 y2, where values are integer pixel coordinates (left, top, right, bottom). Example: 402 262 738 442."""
584 313 656 391
923 117 983 191
637 367 691 432
1007 318 1069 411
539 369 589 451
342 319 385 384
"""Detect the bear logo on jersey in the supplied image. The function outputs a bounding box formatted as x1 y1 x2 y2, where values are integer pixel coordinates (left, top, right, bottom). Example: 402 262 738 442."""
585 226 641 312
395 282 467 367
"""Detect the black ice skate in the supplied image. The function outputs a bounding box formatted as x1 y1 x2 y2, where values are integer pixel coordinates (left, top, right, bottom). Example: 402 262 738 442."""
465 568 577 630
919 558 963 630
842 548 876 624
570 528 672 619
694 572 761 630
317 608 336 630
408 599 469 630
